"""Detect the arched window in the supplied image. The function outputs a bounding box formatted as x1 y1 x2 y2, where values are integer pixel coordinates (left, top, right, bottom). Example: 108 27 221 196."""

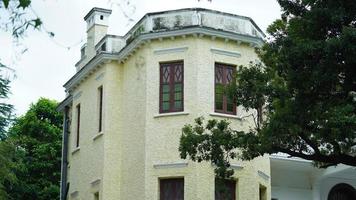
327 183 356 200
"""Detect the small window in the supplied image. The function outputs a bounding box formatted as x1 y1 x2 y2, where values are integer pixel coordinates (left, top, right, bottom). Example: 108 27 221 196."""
100 15 104 20
259 185 267 200
94 192 99 200
76 104 81 147
81 47 85 58
160 178 184 200
215 63 236 115
98 86 103 132
215 179 236 200
101 42 106 52
159 61 184 113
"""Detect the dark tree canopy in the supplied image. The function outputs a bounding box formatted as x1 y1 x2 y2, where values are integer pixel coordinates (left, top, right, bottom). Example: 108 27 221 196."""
180 0 356 178
4 98 63 200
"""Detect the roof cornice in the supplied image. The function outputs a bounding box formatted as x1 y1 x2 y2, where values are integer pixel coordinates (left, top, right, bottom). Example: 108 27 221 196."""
63 26 264 92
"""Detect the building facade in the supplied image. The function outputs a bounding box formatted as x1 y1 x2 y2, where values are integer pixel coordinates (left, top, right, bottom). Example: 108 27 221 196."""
58 7 271 200
58 7 356 200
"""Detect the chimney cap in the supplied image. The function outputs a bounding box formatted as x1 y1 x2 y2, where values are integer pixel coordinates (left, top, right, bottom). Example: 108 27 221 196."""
84 7 112 20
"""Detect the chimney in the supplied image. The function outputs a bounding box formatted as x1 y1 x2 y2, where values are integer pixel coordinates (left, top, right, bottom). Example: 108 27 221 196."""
84 7 112 58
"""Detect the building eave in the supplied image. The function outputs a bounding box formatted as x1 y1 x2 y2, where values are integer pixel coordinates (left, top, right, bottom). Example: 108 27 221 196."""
63 26 264 92
57 95 73 112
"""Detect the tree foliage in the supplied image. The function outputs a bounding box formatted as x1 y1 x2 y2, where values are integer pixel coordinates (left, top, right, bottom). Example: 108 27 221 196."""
4 98 62 200
180 0 356 178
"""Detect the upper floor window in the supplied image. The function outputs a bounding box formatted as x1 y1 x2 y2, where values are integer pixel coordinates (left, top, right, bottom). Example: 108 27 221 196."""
159 61 184 113
98 86 103 132
76 104 81 147
215 63 236 115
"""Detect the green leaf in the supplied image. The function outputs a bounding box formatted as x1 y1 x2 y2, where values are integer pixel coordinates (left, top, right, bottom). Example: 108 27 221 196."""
18 0 31 9
2 0 10 8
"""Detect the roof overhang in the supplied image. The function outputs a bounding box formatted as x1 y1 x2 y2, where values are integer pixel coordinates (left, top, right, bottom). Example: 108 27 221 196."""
63 26 264 92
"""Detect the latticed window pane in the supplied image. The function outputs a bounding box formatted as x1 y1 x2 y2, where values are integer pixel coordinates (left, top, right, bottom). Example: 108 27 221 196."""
174 64 183 82
215 66 224 84
175 83 182 92
175 92 182 101
215 63 236 114
160 62 184 113
226 67 234 83
162 102 170 111
162 85 170 93
175 101 183 109
162 67 170 83
163 93 170 101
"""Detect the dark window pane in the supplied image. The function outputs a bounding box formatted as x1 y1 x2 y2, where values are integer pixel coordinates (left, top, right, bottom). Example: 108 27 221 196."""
162 102 170 111
215 63 236 115
163 93 170 101
175 101 182 109
160 178 184 200
163 85 170 93
175 92 182 101
215 179 236 200
175 83 182 92
215 101 223 110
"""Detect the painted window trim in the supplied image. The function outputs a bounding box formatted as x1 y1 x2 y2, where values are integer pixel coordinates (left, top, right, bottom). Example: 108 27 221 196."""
159 61 184 113
214 63 237 115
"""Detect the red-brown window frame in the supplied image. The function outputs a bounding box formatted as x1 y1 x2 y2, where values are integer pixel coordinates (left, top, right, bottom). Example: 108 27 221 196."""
214 63 237 115
76 104 81 147
159 61 184 113
98 86 103 132
160 178 184 200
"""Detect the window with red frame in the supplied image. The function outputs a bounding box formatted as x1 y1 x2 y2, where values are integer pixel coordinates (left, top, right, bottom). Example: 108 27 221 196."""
160 178 184 200
215 63 236 115
160 61 184 113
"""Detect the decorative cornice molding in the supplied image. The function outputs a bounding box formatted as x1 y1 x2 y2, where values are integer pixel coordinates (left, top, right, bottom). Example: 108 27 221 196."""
73 91 82 100
210 48 241 58
95 72 105 81
63 27 264 92
154 46 188 55
91 179 101 187
153 161 188 169
57 95 73 112
258 170 270 181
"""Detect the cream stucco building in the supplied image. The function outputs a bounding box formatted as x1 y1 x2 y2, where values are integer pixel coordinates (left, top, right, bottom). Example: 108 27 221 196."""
58 7 356 200
57 7 272 200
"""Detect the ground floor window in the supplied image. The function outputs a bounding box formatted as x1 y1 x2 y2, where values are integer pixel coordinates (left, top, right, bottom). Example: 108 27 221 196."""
328 183 356 200
94 192 99 200
215 179 236 200
160 178 184 200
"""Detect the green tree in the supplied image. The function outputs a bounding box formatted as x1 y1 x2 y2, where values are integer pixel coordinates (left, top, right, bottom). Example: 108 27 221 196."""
5 98 63 200
179 0 356 178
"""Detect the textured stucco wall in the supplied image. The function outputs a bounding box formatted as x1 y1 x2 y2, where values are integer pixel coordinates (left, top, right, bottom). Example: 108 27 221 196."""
66 36 271 200
67 65 107 200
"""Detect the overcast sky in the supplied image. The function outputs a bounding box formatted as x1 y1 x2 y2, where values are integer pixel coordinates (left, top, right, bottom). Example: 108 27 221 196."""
0 0 282 116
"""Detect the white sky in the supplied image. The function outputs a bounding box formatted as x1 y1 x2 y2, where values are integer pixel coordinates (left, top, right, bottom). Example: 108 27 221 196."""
0 0 282 116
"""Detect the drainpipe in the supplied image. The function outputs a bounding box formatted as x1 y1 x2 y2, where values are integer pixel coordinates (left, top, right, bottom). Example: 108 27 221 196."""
60 106 70 200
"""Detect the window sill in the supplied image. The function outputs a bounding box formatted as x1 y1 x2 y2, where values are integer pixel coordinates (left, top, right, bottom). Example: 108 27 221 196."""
154 111 189 118
209 112 242 120
93 132 104 141
71 147 80 155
